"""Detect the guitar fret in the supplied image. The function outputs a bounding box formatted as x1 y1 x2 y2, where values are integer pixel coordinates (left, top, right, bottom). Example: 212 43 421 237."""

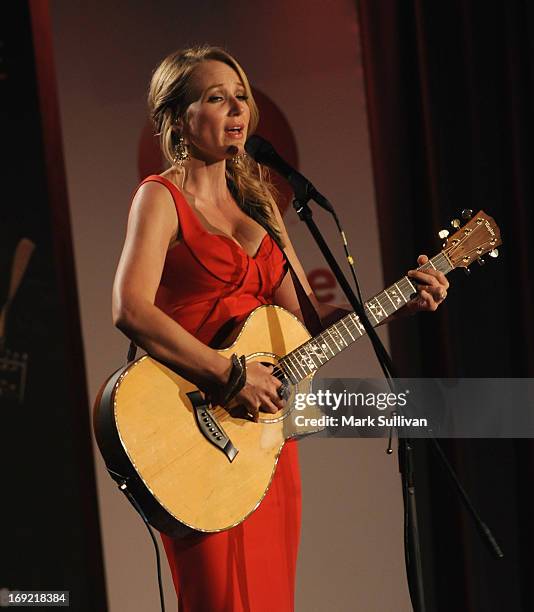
290 352 308 379
303 342 326 366
289 352 307 380
366 297 387 323
305 345 323 368
319 332 336 358
314 341 328 363
384 289 397 309
341 318 355 341
350 314 365 335
326 328 341 353
403 276 417 295
292 349 307 375
277 245 460 383
296 347 317 373
394 282 408 303
281 357 299 383
333 323 349 347
437 253 452 273
376 292 395 317
440 252 453 272
279 358 297 383
365 304 379 324
386 284 405 308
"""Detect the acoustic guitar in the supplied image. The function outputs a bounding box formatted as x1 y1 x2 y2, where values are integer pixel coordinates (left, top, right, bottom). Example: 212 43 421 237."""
93 211 501 537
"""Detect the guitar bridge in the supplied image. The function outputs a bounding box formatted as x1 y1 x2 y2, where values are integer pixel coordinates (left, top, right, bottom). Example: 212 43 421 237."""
187 391 238 463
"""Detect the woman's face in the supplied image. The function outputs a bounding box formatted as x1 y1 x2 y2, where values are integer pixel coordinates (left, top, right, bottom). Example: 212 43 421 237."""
181 60 250 163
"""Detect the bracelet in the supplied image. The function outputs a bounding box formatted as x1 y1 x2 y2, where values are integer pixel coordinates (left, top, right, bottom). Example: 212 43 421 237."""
219 354 247 407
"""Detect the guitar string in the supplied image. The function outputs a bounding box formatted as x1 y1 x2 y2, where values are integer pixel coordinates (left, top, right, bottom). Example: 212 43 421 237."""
206 236 495 413
276 255 448 379
261 235 495 384
274 267 432 382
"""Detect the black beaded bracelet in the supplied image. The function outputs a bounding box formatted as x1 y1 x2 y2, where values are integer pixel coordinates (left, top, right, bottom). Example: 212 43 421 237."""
219 353 247 407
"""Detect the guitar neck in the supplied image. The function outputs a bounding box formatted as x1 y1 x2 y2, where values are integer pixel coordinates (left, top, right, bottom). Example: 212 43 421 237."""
279 251 453 383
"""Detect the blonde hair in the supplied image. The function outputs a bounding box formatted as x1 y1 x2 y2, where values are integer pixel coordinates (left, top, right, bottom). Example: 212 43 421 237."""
147 45 283 248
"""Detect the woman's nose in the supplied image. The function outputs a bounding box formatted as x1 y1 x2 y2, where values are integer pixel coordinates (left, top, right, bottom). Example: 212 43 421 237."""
229 96 245 115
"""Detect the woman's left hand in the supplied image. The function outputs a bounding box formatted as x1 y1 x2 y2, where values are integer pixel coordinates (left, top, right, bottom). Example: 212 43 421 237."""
405 254 450 314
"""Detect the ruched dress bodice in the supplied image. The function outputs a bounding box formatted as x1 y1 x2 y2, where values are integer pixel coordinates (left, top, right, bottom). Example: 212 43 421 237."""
151 174 287 346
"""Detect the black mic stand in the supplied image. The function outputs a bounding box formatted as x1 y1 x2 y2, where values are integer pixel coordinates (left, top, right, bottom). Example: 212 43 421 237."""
290 191 503 612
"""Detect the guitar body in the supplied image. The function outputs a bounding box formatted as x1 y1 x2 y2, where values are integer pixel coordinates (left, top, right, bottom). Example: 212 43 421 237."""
94 210 502 538
94 305 314 538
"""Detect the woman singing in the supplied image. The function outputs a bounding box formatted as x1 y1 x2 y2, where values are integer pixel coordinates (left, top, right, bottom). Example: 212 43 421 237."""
112 45 449 611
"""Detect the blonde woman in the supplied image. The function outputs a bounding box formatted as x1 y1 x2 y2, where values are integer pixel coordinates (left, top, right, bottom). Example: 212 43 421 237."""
112 45 449 611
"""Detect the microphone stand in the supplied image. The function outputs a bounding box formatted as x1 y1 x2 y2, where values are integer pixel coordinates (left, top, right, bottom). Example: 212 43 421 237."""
290 191 503 612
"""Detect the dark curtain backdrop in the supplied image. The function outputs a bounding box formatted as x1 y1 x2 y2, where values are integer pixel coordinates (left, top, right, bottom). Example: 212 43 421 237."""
0 2 107 609
357 1 534 611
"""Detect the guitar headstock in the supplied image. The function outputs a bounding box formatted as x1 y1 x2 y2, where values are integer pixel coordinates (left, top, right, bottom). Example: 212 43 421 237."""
440 210 502 270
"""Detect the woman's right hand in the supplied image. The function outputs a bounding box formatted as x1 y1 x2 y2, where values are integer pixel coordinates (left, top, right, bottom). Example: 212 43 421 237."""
231 360 284 422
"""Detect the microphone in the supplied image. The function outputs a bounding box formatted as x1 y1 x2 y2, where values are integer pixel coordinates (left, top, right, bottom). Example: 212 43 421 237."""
245 135 334 213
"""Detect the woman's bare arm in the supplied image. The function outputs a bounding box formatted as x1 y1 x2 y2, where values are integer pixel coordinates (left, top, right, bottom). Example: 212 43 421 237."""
113 182 283 417
112 182 231 388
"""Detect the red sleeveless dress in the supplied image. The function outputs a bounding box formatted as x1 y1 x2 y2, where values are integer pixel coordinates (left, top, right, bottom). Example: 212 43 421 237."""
139 175 301 612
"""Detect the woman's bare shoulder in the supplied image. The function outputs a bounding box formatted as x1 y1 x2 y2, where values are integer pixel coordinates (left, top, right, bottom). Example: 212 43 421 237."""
128 176 180 247
132 173 177 213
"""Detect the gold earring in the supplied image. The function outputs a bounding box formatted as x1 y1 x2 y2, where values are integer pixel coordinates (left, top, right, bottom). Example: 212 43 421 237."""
231 152 246 166
173 136 190 166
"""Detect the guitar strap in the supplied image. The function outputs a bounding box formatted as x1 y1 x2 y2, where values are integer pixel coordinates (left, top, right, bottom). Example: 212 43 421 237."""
284 252 323 336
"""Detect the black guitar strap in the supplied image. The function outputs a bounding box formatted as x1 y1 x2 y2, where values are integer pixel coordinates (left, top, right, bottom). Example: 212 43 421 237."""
284 252 323 336
127 340 137 364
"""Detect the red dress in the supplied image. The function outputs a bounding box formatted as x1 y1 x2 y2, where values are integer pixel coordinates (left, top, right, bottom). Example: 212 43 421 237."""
138 175 301 612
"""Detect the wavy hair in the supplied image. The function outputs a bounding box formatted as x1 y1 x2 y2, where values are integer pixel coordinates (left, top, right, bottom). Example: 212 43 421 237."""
147 45 283 248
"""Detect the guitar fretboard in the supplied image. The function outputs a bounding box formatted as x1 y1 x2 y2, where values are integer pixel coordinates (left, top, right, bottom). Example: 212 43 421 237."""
279 252 452 383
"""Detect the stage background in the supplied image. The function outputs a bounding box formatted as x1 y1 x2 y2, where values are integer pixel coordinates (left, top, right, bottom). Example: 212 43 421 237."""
358 2 534 611
47 1 412 611
7 1 528 610
0 4 106 610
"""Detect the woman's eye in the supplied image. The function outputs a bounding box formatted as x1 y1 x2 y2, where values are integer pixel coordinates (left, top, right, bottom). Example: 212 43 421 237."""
207 94 248 103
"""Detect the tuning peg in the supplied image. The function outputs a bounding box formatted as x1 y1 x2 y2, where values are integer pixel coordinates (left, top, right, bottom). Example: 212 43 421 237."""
438 229 450 239
451 218 461 229
477 257 485 266
489 249 499 258
461 209 473 220
464 267 471 275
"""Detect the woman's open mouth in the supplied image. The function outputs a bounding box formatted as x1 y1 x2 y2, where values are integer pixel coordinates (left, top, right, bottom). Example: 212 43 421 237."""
225 125 245 139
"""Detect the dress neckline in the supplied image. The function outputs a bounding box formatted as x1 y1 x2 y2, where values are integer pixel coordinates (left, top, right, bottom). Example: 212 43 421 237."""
154 174 269 260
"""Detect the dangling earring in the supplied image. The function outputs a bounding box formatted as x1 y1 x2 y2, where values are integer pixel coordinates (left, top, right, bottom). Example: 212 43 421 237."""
231 152 247 166
173 136 190 166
